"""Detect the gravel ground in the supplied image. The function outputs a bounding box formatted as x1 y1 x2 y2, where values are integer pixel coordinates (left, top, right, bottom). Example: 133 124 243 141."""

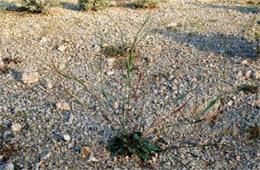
0 0 259 169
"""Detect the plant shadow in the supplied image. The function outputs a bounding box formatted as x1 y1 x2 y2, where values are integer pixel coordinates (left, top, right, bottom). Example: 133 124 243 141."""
187 1 259 14
156 29 258 59
0 1 19 11
60 2 81 11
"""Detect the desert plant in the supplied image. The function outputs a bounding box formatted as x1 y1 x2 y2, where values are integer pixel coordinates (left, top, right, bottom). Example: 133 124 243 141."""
19 0 59 13
134 0 160 8
50 15 259 160
78 0 110 11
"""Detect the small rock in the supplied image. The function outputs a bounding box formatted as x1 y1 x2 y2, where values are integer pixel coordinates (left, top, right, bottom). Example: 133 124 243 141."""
42 79 53 89
245 70 253 78
166 22 177 28
242 60 248 65
58 62 67 70
58 45 66 52
102 43 109 48
0 163 14 170
41 151 51 161
236 155 241 161
114 101 119 109
109 0 117 6
63 134 71 141
21 71 39 84
143 56 153 63
227 100 233 106
11 123 22 132
255 72 260 80
178 148 187 154
40 37 48 43
237 71 243 78
81 146 91 158
173 79 179 85
92 44 100 52
208 52 215 58
56 102 70 110
233 128 240 136
88 153 98 162
106 70 115 76
107 58 116 66
0 56 4 67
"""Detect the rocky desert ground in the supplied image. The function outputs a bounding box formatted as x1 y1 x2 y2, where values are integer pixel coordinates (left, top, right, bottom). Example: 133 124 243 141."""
0 0 259 169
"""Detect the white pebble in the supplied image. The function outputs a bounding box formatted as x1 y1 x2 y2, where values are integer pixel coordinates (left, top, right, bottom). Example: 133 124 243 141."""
11 123 22 132
227 101 233 106
58 45 66 52
63 134 71 141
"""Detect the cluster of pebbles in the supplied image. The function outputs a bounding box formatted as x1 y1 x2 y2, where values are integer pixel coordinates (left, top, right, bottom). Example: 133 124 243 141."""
0 0 259 169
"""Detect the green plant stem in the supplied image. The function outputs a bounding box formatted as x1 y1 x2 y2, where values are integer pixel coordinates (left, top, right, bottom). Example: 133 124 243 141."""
122 14 151 136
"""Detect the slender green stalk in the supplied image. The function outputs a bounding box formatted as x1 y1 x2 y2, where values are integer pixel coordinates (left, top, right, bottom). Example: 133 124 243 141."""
122 14 151 135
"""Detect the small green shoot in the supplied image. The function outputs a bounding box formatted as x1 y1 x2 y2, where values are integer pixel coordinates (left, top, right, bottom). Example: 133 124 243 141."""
107 132 163 160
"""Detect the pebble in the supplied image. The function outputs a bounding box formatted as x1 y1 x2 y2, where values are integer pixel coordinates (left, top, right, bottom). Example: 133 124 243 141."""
92 44 100 52
173 79 179 85
245 70 252 78
242 60 248 65
114 101 119 109
21 71 39 84
237 70 243 78
106 70 115 75
143 56 153 63
166 22 177 28
88 153 98 162
81 146 91 158
110 0 117 6
58 61 67 70
107 58 116 66
40 37 48 44
63 134 71 142
42 79 53 89
227 100 233 106
56 102 70 110
58 45 67 52
255 72 260 80
0 163 14 170
0 56 4 67
11 123 22 132
40 151 51 161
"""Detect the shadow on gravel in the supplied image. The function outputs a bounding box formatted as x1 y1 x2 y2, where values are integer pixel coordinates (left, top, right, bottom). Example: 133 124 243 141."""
188 2 259 14
0 1 19 11
60 2 81 11
157 30 258 59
